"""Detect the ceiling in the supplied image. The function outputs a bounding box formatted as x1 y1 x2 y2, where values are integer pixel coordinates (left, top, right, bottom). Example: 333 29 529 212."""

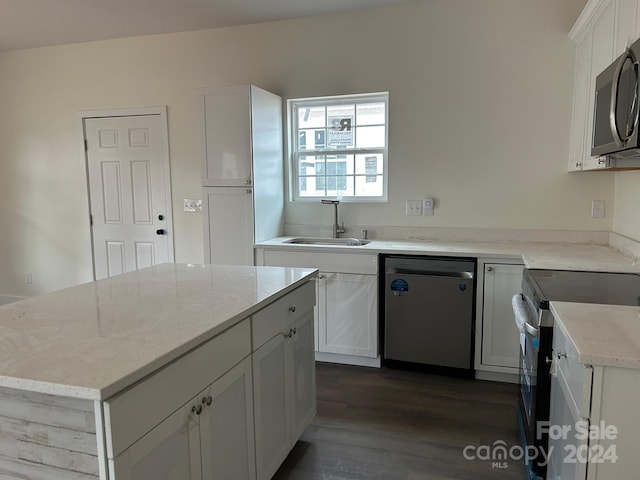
0 0 417 52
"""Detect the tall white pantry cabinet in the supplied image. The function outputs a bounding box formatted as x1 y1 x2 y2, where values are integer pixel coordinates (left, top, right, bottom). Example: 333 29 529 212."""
201 85 284 265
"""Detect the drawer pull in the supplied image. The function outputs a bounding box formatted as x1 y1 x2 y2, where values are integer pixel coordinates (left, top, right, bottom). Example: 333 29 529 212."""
556 352 567 359
192 404 203 416
202 396 213 406
292 327 297 336
289 305 296 313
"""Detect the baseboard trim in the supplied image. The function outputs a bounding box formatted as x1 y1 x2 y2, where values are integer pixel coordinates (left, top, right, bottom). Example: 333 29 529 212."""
475 370 519 384
315 352 381 368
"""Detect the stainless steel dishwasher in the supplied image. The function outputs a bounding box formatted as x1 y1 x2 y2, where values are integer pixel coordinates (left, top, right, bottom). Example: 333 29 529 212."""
383 255 475 373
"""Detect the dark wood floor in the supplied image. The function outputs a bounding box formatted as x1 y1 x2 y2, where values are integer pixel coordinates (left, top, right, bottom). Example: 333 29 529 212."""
273 363 526 480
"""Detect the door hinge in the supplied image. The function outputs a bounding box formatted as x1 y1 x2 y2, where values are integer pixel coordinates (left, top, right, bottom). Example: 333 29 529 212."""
84 139 88 152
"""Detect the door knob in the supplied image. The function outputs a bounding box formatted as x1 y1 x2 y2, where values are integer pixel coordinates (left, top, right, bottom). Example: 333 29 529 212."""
156 229 166 235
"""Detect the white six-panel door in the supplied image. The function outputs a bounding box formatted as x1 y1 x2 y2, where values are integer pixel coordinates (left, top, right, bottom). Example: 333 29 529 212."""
84 113 173 279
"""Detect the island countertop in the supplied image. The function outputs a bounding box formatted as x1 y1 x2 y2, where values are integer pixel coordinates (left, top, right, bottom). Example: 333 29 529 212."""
0 263 317 401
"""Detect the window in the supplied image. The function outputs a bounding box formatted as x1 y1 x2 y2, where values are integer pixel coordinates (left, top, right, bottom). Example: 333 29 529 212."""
289 92 388 201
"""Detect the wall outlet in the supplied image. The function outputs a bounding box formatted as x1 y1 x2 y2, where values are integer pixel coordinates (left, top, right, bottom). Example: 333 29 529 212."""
423 198 434 216
591 200 605 218
183 198 202 212
406 200 422 216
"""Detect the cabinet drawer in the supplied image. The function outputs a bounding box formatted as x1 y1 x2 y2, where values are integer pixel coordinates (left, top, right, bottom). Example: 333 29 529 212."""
252 281 316 350
263 250 378 275
104 318 251 458
553 324 593 419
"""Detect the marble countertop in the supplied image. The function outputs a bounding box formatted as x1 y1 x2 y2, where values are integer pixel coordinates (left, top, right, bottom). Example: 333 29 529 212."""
0 264 317 400
256 237 640 273
550 302 640 369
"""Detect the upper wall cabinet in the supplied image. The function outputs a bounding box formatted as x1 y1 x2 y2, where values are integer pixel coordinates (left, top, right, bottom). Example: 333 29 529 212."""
568 0 640 171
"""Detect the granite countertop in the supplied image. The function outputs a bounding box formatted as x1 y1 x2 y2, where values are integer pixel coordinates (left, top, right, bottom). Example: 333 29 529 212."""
0 263 317 400
256 237 640 273
550 302 640 369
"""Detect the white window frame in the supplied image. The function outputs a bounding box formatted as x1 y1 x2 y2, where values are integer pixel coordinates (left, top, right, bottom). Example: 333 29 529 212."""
288 92 389 202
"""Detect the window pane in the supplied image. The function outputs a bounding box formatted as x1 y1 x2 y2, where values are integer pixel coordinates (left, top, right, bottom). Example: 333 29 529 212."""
297 105 325 128
355 174 383 196
298 176 326 197
299 129 326 150
355 125 385 148
355 154 383 176
356 102 386 126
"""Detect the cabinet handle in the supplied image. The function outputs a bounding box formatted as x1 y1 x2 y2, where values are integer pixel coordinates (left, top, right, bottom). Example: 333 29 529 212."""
289 305 296 313
292 327 297 336
318 274 324 279
556 352 567 359
486 266 493 272
245 179 252 185
192 404 203 416
246 189 252 194
202 396 213 406
545 356 554 365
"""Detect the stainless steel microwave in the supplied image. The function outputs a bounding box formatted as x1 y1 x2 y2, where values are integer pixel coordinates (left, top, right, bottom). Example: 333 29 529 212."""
592 38 640 159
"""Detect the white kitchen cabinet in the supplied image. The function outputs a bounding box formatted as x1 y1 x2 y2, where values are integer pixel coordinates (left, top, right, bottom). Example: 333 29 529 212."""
569 0 627 171
111 395 202 480
318 272 377 358
614 0 639 55
548 319 640 480
474 259 523 379
108 320 255 480
568 27 594 172
203 186 254 265
112 358 255 480
252 280 316 480
201 84 284 265
548 325 592 480
199 358 256 480
256 248 379 366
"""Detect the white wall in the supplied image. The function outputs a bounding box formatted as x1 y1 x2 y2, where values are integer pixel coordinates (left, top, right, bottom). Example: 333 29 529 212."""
613 172 640 241
0 0 611 296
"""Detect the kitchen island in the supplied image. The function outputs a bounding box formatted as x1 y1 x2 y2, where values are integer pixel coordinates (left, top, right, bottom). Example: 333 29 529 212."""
0 263 318 480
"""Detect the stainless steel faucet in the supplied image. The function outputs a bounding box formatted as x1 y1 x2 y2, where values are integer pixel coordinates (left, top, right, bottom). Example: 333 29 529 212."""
321 200 345 238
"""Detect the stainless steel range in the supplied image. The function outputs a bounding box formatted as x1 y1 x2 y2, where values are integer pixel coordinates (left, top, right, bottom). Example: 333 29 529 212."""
515 269 640 480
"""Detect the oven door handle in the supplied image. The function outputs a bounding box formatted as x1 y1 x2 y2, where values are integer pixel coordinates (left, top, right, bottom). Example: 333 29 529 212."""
523 320 538 337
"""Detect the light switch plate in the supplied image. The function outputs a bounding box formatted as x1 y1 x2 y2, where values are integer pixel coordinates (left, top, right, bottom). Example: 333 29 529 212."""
406 200 422 216
184 198 202 212
591 200 605 218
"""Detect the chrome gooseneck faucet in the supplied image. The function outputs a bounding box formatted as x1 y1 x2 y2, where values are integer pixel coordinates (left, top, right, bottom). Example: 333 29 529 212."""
321 199 345 238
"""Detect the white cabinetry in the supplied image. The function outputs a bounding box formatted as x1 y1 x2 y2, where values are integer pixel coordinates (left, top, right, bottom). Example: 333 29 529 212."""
318 272 377 358
203 187 254 265
474 259 523 380
108 319 254 480
256 248 379 366
201 85 284 264
548 321 640 480
104 281 315 480
569 0 638 171
251 281 316 480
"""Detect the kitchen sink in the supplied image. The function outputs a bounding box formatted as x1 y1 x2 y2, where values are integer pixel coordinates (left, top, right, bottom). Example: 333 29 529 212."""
284 237 370 246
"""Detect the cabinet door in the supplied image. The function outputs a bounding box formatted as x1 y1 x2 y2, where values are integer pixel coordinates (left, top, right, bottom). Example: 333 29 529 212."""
615 0 639 55
481 263 523 371
252 333 291 480
547 371 589 480
111 398 202 480
318 272 378 358
569 27 593 172
584 0 615 166
202 85 252 186
200 357 256 480
290 311 317 442
202 187 254 265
